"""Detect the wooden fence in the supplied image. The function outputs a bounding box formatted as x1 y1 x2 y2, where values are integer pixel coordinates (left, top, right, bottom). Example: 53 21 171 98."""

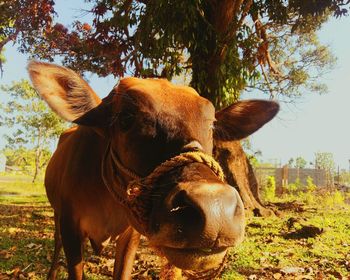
254 166 329 192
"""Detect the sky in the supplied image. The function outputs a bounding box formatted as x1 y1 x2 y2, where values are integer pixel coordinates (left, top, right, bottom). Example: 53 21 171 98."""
0 3 349 170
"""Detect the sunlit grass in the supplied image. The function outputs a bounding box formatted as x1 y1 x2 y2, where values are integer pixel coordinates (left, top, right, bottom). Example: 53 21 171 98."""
223 192 350 279
0 173 47 205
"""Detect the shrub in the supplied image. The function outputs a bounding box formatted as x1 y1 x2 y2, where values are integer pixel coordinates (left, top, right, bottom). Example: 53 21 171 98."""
333 190 345 205
306 176 317 192
297 176 317 205
286 178 303 194
298 191 315 205
323 190 345 207
262 176 276 202
286 183 297 194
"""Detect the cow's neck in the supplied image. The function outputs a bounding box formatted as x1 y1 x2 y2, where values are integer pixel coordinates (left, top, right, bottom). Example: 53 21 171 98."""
109 145 142 182
101 142 135 206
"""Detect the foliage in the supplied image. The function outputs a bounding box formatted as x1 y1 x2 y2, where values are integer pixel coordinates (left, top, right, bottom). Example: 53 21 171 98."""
251 25 336 99
295 176 317 204
2 147 51 176
306 176 317 192
288 156 307 168
339 170 350 186
242 138 262 168
314 152 336 172
314 152 336 187
324 190 345 207
0 80 67 181
295 156 307 169
262 175 276 202
0 1 348 107
285 177 303 194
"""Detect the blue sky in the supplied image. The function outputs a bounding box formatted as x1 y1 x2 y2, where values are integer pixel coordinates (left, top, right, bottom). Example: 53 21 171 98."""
0 3 349 170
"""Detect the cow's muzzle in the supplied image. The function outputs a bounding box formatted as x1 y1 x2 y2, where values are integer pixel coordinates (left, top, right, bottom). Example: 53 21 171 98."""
147 165 245 271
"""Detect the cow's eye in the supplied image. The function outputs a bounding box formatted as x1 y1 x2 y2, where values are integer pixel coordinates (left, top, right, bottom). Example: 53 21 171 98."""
118 112 135 131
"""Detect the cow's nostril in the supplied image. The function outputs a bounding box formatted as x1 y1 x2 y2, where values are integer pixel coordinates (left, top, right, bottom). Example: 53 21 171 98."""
170 190 204 231
171 190 189 209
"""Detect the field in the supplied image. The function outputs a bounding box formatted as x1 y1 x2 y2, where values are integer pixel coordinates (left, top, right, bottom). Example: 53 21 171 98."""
1 174 350 279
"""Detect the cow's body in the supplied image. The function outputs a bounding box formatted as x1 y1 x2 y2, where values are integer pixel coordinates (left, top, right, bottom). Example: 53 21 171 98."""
28 61 279 280
47 126 128 248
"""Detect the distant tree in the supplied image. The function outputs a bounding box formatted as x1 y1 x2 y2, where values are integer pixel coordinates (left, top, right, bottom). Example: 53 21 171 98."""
288 156 307 168
315 152 336 172
2 146 52 175
339 170 350 186
0 80 67 182
295 156 307 169
315 152 336 187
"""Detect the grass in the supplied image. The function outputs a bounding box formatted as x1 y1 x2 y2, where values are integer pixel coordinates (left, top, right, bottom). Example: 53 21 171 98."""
0 174 52 279
1 173 350 279
222 192 350 279
0 172 47 204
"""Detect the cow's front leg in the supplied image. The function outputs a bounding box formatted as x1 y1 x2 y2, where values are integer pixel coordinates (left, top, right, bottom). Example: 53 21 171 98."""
47 212 63 280
113 226 141 280
60 212 85 280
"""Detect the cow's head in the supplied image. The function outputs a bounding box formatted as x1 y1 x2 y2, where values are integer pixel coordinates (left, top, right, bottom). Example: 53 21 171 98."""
28 61 279 272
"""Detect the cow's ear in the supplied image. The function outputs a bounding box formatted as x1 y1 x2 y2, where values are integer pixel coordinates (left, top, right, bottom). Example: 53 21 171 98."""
214 100 279 141
28 61 111 127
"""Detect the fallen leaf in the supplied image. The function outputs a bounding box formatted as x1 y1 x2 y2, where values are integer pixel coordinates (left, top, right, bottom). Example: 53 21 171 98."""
6 267 20 277
281 266 305 275
0 250 13 260
26 243 37 249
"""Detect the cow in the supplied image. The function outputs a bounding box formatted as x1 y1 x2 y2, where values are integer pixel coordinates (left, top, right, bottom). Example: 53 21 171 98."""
28 61 279 280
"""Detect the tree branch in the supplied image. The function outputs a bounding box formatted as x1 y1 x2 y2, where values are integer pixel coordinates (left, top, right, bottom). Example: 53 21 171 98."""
0 30 20 73
252 13 283 77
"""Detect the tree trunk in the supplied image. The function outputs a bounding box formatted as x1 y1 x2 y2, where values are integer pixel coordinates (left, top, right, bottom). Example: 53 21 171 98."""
32 127 42 183
214 140 275 217
190 0 274 217
32 148 40 183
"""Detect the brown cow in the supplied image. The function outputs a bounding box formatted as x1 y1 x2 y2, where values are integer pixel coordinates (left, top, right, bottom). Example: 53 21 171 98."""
28 61 279 280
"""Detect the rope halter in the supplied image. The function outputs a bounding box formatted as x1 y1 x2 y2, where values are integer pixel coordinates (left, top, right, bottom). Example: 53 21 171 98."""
102 142 225 234
102 143 229 278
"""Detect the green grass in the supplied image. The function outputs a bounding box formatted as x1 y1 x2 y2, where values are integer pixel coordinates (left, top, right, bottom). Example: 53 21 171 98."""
0 174 51 279
1 174 350 279
223 192 350 279
0 173 47 204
